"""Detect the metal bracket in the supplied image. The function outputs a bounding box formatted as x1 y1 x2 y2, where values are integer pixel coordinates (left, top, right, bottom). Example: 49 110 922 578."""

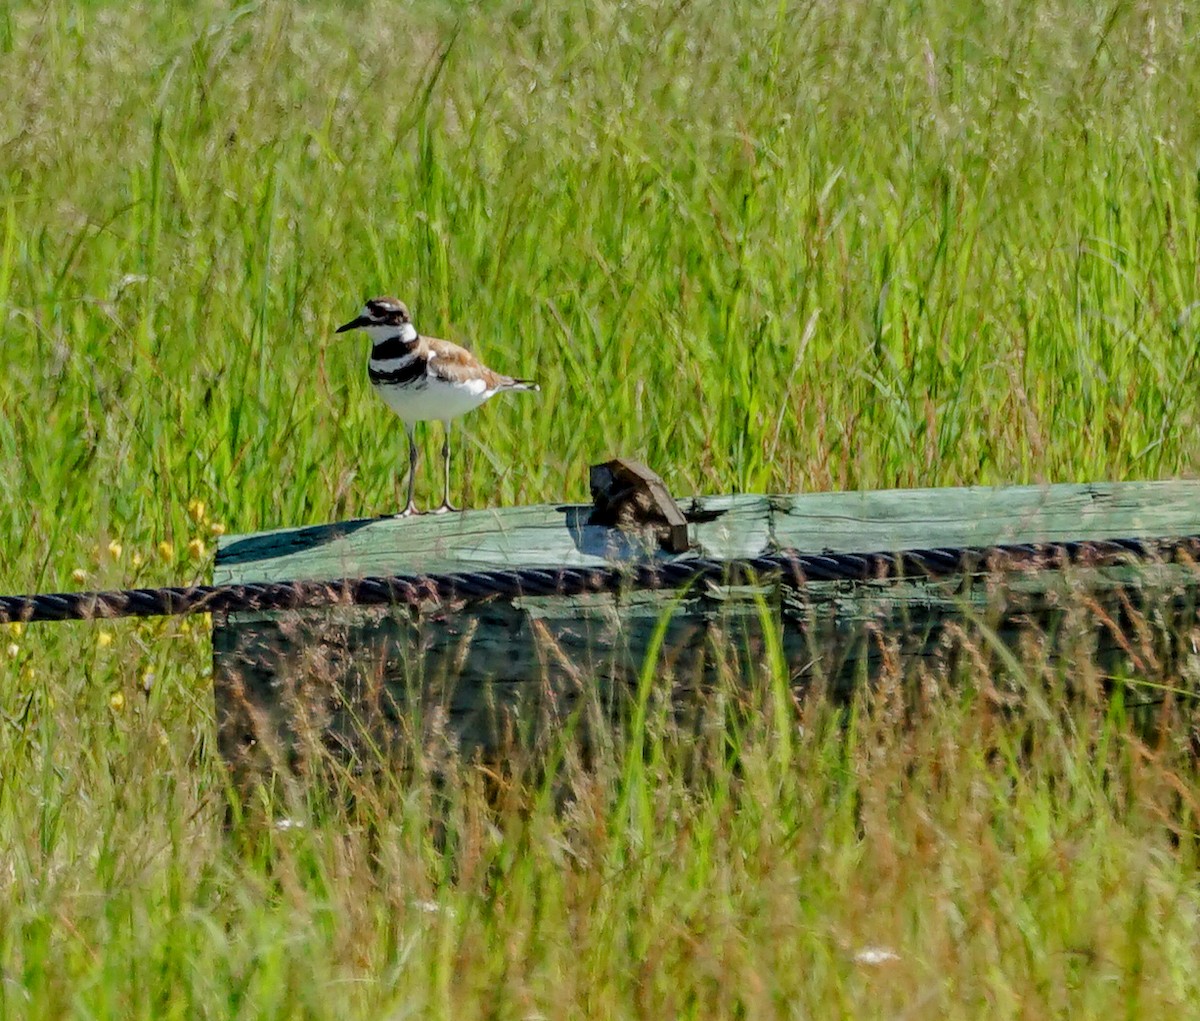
588 458 691 554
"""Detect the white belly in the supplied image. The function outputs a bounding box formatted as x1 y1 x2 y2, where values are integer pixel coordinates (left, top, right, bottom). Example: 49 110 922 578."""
374 378 493 423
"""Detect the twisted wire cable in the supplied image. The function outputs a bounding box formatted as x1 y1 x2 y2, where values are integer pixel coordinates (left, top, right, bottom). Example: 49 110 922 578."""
0 535 1195 624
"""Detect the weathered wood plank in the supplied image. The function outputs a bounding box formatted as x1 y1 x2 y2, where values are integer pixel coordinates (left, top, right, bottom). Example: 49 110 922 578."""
211 481 1200 779
216 481 1200 586
769 480 1200 551
213 496 774 584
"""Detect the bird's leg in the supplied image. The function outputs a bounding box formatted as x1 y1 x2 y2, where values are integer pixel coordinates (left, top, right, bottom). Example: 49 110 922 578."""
397 423 420 517
433 420 458 514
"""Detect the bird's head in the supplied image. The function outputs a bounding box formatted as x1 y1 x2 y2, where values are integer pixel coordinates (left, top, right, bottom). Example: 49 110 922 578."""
336 296 416 343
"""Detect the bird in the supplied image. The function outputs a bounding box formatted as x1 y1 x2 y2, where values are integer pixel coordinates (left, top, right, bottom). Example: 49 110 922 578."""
335 296 539 516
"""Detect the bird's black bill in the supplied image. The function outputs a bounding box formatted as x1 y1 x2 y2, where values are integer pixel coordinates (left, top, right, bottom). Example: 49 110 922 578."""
336 315 369 333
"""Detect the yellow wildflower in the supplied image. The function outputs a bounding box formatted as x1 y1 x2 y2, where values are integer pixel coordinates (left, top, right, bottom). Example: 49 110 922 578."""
109 690 125 712
187 537 207 561
107 539 123 560
209 522 226 537
6 643 19 659
158 541 174 562
7 622 23 638
187 499 207 524
71 568 87 584
97 631 113 649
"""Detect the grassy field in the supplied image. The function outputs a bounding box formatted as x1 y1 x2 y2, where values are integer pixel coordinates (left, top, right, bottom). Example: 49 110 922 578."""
3 0 1200 1016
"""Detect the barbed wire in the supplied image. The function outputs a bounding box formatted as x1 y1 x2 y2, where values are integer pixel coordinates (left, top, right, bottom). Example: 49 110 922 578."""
1 534 1197 625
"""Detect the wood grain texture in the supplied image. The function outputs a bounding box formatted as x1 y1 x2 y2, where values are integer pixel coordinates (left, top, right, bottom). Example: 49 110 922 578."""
212 481 1200 778
215 481 1200 586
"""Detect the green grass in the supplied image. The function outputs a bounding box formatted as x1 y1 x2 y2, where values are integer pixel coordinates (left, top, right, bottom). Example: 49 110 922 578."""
3 0 1200 1016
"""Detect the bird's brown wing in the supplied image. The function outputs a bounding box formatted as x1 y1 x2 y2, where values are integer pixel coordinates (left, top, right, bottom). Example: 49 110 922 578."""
424 336 526 390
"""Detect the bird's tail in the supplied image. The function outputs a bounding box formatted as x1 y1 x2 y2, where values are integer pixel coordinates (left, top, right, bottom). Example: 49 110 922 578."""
502 377 540 392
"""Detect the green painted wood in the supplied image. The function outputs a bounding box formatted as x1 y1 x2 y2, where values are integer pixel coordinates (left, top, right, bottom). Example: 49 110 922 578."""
211 480 1200 780
215 481 1200 586
213 494 767 585
770 480 1200 551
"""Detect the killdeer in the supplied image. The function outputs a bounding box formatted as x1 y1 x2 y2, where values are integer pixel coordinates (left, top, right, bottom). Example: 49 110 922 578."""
336 297 539 515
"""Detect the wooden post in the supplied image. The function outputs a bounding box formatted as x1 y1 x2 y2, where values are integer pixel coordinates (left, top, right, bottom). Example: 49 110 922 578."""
212 481 1200 777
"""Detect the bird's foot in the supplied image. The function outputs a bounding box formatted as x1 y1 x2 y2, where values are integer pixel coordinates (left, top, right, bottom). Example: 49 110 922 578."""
395 502 422 518
430 500 459 515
